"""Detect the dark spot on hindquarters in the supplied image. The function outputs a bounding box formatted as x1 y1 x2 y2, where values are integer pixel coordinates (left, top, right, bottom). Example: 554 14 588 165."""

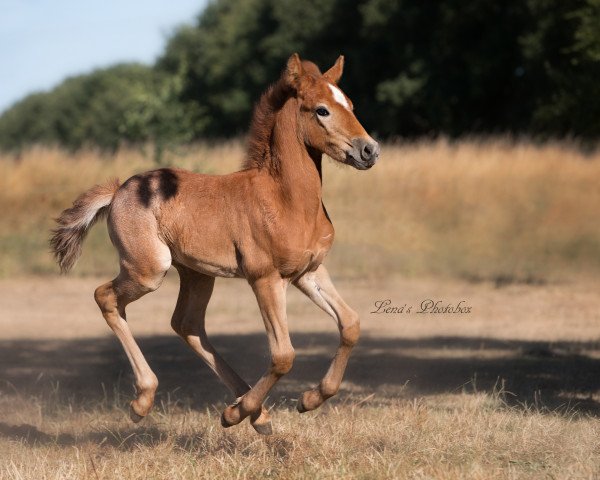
124 169 179 208
157 169 178 201
136 175 153 207
121 174 153 208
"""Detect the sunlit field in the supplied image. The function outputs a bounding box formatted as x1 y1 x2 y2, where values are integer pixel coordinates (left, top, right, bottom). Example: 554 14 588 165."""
2 139 600 479
1 139 599 281
3 392 599 479
2 273 600 479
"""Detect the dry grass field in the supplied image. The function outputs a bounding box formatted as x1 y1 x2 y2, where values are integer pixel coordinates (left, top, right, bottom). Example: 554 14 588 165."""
1 140 600 478
1 139 599 280
2 275 600 479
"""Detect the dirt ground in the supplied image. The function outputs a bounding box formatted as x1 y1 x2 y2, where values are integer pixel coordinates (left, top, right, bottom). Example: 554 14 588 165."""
2 273 600 412
2 274 600 479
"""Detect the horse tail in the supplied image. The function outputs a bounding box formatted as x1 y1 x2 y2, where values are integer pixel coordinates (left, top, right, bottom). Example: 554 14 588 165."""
50 178 120 273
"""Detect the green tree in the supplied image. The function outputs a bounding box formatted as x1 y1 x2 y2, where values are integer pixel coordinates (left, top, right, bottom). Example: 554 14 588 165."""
0 63 194 156
2 0 600 151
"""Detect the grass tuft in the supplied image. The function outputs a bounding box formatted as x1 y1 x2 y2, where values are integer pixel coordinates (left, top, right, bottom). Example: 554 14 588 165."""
1 388 599 479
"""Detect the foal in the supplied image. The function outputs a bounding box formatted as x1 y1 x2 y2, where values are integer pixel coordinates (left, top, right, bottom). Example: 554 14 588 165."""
51 53 379 435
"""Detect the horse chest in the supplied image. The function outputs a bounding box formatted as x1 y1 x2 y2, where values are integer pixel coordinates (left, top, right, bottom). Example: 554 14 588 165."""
277 222 334 276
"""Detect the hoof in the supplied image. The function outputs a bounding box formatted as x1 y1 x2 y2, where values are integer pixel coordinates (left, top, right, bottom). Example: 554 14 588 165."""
129 392 154 423
129 404 145 423
252 420 273 436
250 406 273 435
297 397 308 413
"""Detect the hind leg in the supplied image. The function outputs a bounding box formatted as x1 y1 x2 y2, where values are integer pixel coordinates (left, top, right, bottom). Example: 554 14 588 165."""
171 265 272 434
94 192 173 421
95 261 169 422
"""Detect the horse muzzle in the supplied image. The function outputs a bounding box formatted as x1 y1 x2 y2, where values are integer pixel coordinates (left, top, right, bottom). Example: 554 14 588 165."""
346 138 380 170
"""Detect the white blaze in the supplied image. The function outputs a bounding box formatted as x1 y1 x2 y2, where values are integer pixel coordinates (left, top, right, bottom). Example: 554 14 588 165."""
328 84 350 109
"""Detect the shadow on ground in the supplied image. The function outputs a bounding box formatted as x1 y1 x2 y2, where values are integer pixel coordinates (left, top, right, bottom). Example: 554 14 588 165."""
1 333 600 416
0 421 219 452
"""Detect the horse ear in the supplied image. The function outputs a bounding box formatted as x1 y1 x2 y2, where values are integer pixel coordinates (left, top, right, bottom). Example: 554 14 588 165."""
284 53 303 90
323 55 344 84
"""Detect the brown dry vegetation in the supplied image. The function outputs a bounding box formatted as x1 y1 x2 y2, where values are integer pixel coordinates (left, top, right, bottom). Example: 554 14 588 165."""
0 139 599 281
1 140 600 478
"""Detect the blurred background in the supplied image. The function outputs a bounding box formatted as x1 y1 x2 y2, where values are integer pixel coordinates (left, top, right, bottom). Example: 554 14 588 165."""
3 0 600 148
0 0 599 282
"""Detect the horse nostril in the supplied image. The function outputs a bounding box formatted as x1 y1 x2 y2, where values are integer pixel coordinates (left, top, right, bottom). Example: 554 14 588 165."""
352 138 379 164
361 141 379 162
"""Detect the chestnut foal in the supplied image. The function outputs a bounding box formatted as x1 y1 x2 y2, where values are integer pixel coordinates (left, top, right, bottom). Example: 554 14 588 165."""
51 53 379 435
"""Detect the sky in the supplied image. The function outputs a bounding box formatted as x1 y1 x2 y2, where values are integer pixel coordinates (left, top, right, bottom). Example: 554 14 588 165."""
0 0 208 113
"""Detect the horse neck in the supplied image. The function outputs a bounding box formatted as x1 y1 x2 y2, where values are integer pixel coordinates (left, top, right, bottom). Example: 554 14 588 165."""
269 98 323 213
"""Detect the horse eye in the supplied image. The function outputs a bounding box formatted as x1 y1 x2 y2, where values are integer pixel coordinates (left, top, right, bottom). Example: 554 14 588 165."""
316 107 330 117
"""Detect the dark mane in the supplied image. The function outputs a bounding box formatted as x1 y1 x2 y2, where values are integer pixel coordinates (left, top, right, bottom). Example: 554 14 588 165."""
242 78 292 173
243 61 322 173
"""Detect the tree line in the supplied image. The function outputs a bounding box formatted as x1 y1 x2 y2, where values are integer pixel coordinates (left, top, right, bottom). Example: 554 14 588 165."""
1 0 599 156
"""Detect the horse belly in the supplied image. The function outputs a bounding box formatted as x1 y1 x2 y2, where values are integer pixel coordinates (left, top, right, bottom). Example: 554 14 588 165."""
175 253 241 278
165 220 242 278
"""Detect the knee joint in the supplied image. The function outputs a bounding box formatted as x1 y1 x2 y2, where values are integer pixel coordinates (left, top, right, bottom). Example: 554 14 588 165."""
271 349 295 376
341 312 360 347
